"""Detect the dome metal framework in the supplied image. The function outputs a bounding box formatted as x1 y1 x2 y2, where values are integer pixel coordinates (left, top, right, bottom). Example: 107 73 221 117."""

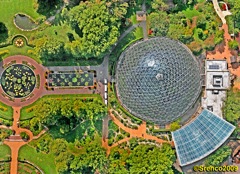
115 37 201 125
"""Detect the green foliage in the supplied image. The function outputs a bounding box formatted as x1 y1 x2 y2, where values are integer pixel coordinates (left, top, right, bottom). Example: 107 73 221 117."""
20 132 29 140
0 0 45 43
0 102 13 121
227 0 240 30
151 0 168 11
37 0 62 17
21 95 107 136
204 146 231 166
63 0 127 59
19 144 57 174
34 36 65 62
0 129 12 142
224 89 240 124
127 143 175 173
70 136 108 173
0 145 11 161
0 22 8 43
149 11 170 36
108 142 176 173
170 120 181 131
172 0 187 12
183 8 200 19
228 40 239 50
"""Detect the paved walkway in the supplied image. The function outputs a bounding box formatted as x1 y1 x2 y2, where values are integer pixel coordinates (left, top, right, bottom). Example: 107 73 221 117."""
0 55 46 108
102 109 174 155
212 0 231 24
3 107 33 174
206 24 240 78
141 0 148 40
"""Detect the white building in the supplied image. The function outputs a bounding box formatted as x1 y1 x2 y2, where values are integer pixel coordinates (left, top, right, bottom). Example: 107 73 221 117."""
202 60 230 117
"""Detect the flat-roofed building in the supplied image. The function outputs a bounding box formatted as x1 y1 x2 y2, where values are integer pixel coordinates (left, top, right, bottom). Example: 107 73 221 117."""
202 60 230 117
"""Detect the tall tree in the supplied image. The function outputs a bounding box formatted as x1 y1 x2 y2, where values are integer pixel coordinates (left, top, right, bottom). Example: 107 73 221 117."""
63 1 125 59
0 22 8 43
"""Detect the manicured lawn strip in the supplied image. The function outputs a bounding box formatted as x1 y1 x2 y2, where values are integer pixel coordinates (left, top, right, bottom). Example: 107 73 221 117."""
0 145 11 161
0 45 40 63
0 103 13 120
45 58 103 66
0 0 44 42
20 94 102 120
18 145 57 174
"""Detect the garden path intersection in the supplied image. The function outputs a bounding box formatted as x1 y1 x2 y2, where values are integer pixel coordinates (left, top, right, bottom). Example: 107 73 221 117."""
0 55 108 173
0 54 173 173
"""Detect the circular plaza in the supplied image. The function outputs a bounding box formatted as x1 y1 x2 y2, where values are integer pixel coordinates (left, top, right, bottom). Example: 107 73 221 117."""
115 37 202 125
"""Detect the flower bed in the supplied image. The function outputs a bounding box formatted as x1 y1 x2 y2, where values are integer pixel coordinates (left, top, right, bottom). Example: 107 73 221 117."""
1 64 36 98
47 72 94 88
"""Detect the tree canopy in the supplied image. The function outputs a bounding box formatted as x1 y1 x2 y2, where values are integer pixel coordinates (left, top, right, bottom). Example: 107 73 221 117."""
22 97 107 135
224 89 240 124
63 0 127 59
0 22 8 43
204 145 231 166
108 141 176 173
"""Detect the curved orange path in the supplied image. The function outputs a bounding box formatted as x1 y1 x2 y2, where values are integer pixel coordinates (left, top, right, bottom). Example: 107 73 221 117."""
103 109 174 155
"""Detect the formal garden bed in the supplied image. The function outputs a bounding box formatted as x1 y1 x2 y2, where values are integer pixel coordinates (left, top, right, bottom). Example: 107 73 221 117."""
48 71 94 88
108 84 142 128
19 145 57 174
0 162 10 174
0 102 13 121
13 36 25 48
0 129 13 143
1 64 36 98
18 161 43 174
108 120 130 146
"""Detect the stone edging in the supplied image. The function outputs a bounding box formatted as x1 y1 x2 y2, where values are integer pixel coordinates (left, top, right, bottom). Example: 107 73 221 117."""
13 13 39 31
18 160 44 174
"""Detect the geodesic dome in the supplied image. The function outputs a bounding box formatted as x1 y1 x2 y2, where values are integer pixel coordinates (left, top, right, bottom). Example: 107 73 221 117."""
115 37 201 125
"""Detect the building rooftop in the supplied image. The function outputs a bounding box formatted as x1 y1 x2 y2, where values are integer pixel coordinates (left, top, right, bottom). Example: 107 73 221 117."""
172 109 235 166
203 60 230 117
115 37 201 125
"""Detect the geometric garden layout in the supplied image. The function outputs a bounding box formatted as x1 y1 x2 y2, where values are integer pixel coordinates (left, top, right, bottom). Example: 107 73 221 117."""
1 0 240 174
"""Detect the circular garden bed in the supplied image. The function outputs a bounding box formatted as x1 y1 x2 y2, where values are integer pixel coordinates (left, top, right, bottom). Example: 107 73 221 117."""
1 64 36 98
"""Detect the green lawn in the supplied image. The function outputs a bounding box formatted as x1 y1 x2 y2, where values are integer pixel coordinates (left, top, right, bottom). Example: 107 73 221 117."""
0 0 45 42
0 45 41 63
0 145 11 161
183 8 200 19
18 145 57 174
0 102 13 120
20 94 102 120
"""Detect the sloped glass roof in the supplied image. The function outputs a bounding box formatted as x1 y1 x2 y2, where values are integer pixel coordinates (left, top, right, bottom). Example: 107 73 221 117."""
115 37 201 125
172 109 235 166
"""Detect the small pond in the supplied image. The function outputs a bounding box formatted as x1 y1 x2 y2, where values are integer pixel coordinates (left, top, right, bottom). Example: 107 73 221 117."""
14 14 38 31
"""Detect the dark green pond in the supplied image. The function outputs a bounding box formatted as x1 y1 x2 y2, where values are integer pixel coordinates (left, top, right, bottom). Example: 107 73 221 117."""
14 14 38 30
